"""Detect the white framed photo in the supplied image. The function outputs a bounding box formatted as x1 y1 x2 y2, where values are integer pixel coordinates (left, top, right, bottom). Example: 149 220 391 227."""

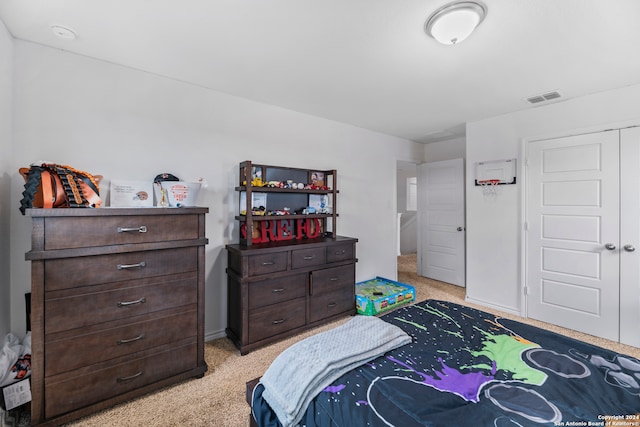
110 180 154 207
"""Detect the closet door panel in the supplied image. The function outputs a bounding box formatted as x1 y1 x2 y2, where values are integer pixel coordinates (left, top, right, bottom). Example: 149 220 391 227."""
526 130 620 341
620 127 640 347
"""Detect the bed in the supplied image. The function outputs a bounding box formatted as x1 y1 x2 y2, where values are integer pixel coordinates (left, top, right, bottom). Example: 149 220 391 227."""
250 299 640 427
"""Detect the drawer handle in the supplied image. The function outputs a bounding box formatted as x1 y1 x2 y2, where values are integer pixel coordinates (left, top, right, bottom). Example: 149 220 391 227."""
272 288 285 293
117 261 147 270
303 255 315 260
330 277 338 281
272 318 286 325
262 261 275 266
117 297 146 307
327 302 337 308
118 226 147 233
117 333 145 345
335 250 346 255
117 371 144 383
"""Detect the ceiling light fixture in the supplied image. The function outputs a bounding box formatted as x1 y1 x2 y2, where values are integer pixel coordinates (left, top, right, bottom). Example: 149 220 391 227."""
425 1 486 45
50 25 77 40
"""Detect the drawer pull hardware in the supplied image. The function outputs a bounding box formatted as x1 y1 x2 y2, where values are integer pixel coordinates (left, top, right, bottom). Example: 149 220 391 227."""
327 303 337 308
117 226 148 233
272 288 285 293
330 277 338 281
335 250 346 255
117 371 144 383
303 255 315 260
117 261 147 270
262 261 275 266
272 318 286 325
117 297 146 307
117 333 145 345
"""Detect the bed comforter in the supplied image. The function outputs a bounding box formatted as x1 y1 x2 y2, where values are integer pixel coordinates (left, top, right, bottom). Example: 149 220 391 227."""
252 299 640 426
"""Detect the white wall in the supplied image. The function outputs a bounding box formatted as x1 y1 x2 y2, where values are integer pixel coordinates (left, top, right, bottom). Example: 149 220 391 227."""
424 137 466 163
466 84 640 314
0 20 13 339
8 40 424 339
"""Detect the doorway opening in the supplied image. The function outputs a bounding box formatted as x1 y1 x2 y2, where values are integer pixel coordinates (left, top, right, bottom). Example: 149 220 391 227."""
397 161 418 275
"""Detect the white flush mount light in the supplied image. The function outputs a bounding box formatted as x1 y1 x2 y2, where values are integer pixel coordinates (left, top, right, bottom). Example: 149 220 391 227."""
425 1 486 45
50 25 77 40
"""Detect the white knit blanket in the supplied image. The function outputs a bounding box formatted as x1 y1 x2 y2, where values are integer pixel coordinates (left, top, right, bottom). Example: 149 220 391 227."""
259 315 412 427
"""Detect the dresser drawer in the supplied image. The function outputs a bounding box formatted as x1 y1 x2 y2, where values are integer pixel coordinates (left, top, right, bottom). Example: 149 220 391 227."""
42 214 201 250
248 298 306 343
291 247 326 269
309 288 354 323
311 264 355 295
248 273 307 310
45 310 196 376
247 251 288 276
326 243 354 263
45 341 197 419
45 274 197 333
45 247 197 291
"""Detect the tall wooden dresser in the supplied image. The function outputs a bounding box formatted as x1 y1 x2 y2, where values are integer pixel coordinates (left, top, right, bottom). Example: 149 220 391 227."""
25 207 208 426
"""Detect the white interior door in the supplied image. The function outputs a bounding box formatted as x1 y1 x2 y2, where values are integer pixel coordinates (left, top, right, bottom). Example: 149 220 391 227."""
526 130 620 341
620 127 640 347
417 159 465 286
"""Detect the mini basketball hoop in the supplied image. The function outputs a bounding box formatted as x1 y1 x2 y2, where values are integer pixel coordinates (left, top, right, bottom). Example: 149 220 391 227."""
477 179 500 196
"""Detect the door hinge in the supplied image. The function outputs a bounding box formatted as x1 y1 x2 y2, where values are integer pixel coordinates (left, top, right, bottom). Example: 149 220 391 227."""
524 221 528 231
523 286 529 296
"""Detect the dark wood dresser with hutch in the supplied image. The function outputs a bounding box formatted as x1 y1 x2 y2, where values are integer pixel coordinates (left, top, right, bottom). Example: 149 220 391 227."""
25 207 208 426
226 161 357 355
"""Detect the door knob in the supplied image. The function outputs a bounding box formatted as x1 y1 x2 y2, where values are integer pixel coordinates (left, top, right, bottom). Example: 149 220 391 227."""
624 244 636 252
457 227 464 232
604 243 617 250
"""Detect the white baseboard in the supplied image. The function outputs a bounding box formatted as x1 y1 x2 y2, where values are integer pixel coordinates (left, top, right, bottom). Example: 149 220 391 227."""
464 296 521 317
204 329 227 343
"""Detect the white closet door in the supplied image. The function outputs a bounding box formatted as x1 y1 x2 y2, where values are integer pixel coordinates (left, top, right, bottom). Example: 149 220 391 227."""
620 127 640 347
526 130 620 341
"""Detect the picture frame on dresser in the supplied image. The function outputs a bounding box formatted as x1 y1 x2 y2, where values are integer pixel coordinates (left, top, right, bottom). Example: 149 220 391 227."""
24 207 208 426
226 161 358 355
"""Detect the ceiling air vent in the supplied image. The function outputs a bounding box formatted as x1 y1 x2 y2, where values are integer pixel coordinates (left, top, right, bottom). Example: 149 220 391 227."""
526 95 546 104
525 90 562 105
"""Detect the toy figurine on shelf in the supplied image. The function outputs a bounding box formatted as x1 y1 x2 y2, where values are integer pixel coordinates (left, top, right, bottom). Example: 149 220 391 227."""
251 176 264 187
304 183 330 191
302 206 317 215
269 207 290 215
252 206 266 216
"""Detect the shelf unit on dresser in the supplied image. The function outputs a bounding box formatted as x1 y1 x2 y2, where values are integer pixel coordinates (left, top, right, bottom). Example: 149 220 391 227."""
25 207 208 426
236 160 338 246
226 161 357 355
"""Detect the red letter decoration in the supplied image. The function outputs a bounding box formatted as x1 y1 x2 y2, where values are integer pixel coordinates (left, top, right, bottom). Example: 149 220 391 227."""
260 220 278 242
295 218 308 240
277 219 294 241
244 218 324 244
308 218 321 238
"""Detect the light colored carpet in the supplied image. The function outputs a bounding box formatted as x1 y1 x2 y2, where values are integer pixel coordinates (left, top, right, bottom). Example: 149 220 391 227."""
66 254 640 426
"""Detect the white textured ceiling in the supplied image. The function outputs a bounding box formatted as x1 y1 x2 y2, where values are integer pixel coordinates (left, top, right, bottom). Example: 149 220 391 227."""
1 0 640 143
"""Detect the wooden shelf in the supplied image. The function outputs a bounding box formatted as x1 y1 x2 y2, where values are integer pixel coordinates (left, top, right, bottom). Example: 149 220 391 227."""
235 186 338 195
235 213 337 221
